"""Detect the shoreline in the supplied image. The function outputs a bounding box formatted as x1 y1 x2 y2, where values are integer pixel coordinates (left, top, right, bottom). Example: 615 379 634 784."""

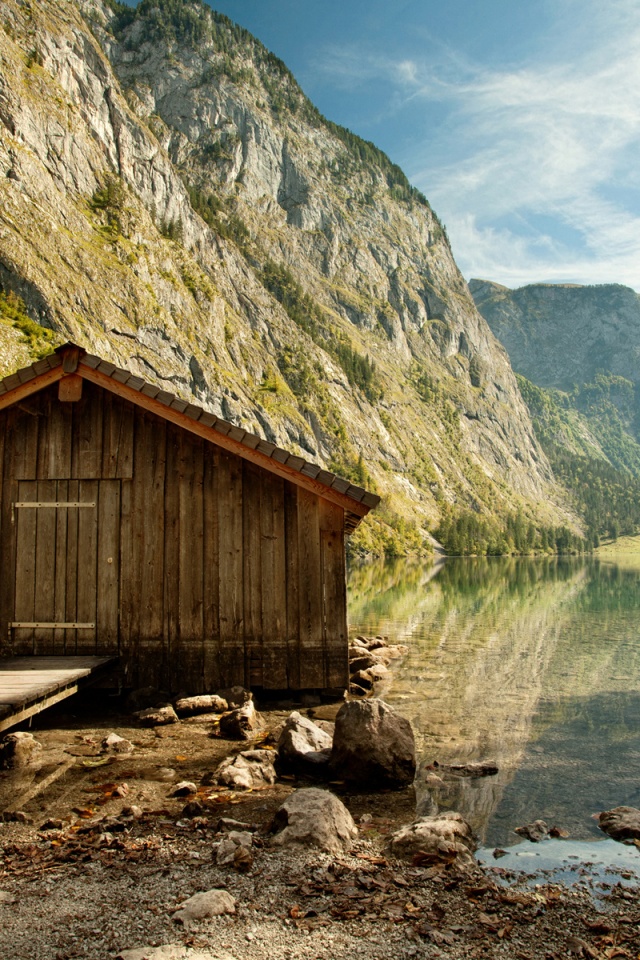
1 691 639 959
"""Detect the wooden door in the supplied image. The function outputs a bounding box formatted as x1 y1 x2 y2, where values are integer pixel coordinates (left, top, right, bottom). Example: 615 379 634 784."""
11 480 121 656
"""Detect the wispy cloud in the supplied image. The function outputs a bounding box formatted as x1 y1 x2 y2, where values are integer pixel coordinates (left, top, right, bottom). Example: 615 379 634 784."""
313 0 640 289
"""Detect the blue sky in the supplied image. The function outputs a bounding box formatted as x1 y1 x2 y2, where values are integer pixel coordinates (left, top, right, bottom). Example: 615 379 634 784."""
139 0 640 291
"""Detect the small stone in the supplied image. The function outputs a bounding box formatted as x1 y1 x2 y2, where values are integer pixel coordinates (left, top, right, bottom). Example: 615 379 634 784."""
514 819 549 842
216 685 253 708
0 891 17 904
349 669 373 690
218 701 260 740
40 818 64 831
171 781 197 797
214 817 256 833
156 767 177 782
174 695 228 717
348 652 389 672
182 800 204 819
216 830 254 867
598 806 640 842
135 704 178 727
1 811 32 824
277 712 333 772
216 749 276 789
102 733 134 754
121 805 143 819
172 889 236 925
0 732 43 769
365 638 387 650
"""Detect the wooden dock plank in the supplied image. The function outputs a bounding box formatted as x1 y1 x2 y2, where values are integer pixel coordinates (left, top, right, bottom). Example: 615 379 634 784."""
0 656 116 733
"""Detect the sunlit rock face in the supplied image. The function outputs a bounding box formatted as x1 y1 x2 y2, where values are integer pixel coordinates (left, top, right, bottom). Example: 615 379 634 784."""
0 0 572 546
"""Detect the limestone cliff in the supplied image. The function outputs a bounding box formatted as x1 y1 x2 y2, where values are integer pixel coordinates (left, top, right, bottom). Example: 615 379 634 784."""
471 278 640 478
0 0 573 550
470 279 640 392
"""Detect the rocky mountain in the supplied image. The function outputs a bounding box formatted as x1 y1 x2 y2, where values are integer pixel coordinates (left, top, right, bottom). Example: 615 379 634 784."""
0 0 574 552
471 278 640 541
469 279 640 392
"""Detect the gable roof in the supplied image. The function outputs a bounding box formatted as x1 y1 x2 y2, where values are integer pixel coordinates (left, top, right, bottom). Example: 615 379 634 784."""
0 343 380 531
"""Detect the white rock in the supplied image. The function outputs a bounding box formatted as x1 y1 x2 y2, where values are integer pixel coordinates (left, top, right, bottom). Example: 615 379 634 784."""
215 749 276 790
171 781 197 797
172 889 236 925
117 945 186 960
216 830 253 867
102 732 134 754
271 787 357 856
277 712 332 770
388 812 477 869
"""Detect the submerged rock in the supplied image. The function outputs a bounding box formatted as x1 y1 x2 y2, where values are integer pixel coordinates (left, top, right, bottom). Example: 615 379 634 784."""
329 699 416 785
514 819 550 843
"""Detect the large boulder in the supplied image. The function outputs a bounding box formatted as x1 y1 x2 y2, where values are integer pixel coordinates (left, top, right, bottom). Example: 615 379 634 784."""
0 732 42 769
329 699 416 785
271 787 357 856
388 812 477 870
277 712 332 771
598 806 640 842
215 749 276 790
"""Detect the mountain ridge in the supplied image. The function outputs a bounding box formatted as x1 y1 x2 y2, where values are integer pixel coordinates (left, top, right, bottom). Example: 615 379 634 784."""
0 0 576 552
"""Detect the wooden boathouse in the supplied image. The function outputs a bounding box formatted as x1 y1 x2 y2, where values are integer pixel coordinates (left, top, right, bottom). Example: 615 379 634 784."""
0 344 379 697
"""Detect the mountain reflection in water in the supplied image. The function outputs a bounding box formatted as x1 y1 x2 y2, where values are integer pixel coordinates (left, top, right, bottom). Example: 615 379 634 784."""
347 556 640 848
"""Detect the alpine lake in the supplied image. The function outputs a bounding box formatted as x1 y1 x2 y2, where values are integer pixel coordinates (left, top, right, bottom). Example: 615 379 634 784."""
346 553 640 883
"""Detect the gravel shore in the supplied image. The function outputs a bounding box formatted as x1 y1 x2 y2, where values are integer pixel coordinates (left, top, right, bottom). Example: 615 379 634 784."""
1 695 639 960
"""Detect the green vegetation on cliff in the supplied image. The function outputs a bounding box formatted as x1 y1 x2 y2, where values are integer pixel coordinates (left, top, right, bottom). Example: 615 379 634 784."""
0 288 56 358
517 374 640 544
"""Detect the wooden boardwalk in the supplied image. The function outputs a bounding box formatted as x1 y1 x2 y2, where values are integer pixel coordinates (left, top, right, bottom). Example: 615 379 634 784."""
0 656 116 733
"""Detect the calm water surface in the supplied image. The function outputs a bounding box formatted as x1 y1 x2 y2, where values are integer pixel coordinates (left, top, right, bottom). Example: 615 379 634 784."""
347 556 640 858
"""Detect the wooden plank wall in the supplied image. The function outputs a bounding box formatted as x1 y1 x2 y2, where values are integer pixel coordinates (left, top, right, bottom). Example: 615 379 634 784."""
0 381 349 692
